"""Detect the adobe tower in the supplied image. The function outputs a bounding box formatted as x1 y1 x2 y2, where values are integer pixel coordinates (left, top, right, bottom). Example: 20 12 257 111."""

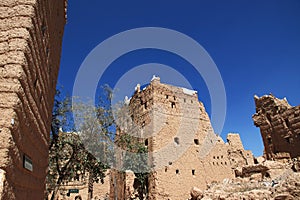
111 77 254 200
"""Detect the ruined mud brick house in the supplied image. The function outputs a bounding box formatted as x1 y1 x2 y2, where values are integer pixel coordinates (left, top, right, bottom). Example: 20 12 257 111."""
253 94 300 160
48 171 110 200
110 77 254 200
0 0 66 199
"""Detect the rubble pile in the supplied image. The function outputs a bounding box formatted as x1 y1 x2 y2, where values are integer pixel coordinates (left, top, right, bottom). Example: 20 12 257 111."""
191 159 300 200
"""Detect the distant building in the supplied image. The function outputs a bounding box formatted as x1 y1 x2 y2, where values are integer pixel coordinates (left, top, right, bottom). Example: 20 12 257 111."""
48 171 110 200
253 94 300 160
111 77 253 200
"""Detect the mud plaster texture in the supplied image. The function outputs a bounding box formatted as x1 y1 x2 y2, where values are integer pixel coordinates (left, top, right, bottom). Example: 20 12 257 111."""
0 0 66 199
253 94 300 160
111 78 254 200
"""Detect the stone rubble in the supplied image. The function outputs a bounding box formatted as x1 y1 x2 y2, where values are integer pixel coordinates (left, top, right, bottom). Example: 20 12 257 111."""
190 152 300 199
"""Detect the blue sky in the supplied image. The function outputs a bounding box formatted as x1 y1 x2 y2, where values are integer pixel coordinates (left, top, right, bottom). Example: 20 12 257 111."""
58 0 300 156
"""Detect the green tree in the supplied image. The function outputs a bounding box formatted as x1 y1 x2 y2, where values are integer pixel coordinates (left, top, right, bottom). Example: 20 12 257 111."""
47 87 112 200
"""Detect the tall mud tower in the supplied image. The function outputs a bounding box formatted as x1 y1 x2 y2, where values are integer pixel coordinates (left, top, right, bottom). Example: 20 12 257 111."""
112 77 253 200
0 0 66 199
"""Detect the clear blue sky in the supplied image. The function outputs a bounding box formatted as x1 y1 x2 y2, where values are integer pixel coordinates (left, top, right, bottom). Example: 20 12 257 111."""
58 0 300 156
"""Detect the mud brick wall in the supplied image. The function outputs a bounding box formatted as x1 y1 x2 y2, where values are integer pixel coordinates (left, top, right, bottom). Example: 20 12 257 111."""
0 0 66 199
253 94 300 160
111 77 253 200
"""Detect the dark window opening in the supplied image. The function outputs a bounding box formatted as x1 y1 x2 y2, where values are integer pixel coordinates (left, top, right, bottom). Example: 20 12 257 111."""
46 47 50 57
192 169 195 175
213 156 215 159
145 139 148 146
265 172 270 178
133 177 148 191
174 137 179 145
225 162 227 165
165 167 167 172
174 96 176 100
144 102 147 109
191 100 193 103
194 139 199 145
168 161 172 165
217 156 219 159
34 78 38 87
171 102 175 108
285 137 292 144
285 119 291 128
212 162 215 165
184 98 186 103
139 97 143 105
41 22 46 36
267 138 272 145
266 113 272 122
176 169 179 174
166 95 168 99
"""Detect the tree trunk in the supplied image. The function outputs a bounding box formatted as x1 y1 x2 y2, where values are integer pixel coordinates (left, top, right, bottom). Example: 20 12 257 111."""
50 178 62 200
87 172 93 200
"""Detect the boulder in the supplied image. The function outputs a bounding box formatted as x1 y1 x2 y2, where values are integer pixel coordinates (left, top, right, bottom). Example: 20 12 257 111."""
274 194 294 200
190 187 203 200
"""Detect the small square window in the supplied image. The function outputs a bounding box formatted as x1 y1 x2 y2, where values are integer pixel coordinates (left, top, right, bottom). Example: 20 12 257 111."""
267 138 272 145
171 102 175 108
194 139 199 145
192 169 195 175
176 169 179 174
174 137 179 145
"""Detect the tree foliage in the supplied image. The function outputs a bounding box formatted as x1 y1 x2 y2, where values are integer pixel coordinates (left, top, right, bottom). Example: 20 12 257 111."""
47 87 112 200
48 85 150 199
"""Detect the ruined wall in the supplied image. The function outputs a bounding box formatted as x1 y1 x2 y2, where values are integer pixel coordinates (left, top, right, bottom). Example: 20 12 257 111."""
111 77 253 200
253 94 300 160
0 0 66 199
51 171 110 200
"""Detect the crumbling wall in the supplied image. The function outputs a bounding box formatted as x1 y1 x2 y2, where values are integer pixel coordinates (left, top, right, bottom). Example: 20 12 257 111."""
50 171 110 200
109 169 136 200
111 78 254 200
253 94 300 160
0 0 66 199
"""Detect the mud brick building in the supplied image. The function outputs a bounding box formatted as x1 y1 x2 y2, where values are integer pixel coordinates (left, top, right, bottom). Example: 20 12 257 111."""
253 94 300 160
111 77 254 200
0 0 66 199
